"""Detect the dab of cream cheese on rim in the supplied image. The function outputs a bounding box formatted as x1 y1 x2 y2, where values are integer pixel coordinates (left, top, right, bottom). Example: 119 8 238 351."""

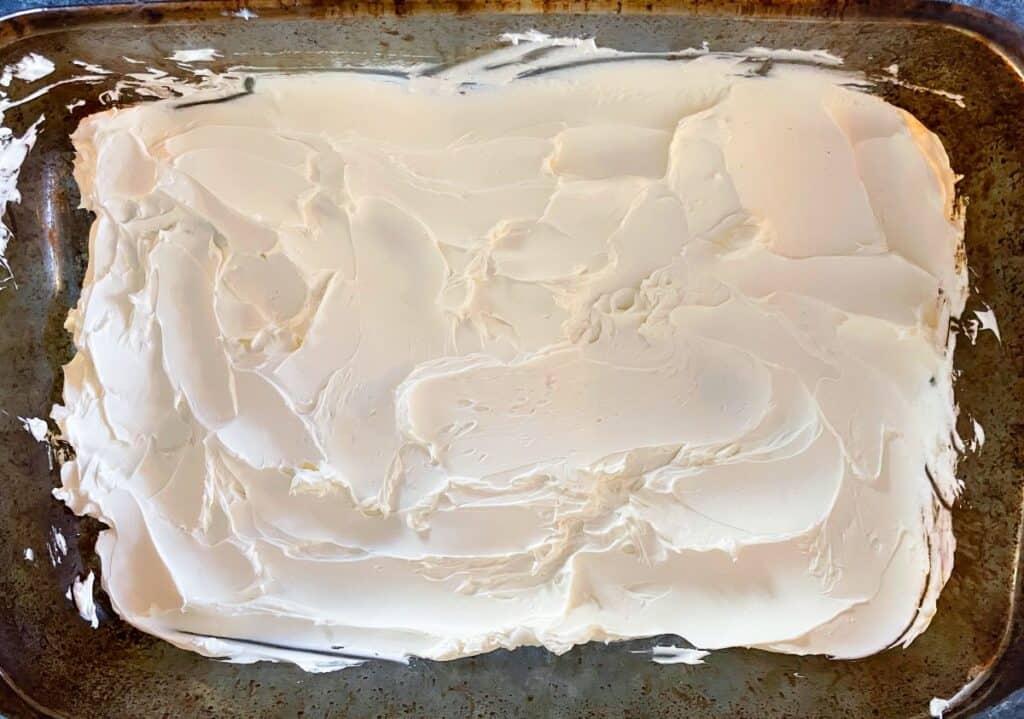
53 38 967 670
168 49 222 64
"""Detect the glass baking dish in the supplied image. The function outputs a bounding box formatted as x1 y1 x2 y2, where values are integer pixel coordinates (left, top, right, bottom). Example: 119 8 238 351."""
0 1 1021 716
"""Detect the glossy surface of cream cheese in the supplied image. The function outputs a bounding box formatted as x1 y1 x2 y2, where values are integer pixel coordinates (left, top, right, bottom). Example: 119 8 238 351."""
54 47 967 671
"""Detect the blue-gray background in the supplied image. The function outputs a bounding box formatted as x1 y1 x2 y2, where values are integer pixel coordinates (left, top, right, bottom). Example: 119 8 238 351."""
0 0 1018 717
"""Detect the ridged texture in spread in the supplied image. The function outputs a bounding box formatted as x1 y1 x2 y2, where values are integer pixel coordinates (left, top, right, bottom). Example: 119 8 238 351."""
54 48 967 671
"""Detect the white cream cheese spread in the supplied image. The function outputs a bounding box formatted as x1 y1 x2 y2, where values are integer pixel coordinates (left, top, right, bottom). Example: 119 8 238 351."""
54 45 967 670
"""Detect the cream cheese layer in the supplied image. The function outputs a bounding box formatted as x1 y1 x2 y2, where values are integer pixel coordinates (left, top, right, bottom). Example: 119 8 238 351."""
55 51 966 670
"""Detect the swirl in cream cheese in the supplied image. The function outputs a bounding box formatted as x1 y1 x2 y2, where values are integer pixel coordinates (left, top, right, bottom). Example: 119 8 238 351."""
54 47 966 671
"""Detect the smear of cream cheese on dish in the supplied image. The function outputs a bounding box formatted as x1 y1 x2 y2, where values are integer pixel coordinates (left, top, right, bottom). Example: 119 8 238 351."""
19 415 48 441
0 115 42 286
636 645 711 666
54 39 967 670
71 571 99 629
168 49 222 63
0 53 55 86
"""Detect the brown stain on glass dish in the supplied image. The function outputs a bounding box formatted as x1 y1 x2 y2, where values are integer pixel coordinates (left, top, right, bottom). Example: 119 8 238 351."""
0 1 1021 717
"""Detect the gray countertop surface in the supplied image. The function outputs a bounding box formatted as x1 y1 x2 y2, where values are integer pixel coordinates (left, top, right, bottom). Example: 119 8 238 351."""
0 0 1018 717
